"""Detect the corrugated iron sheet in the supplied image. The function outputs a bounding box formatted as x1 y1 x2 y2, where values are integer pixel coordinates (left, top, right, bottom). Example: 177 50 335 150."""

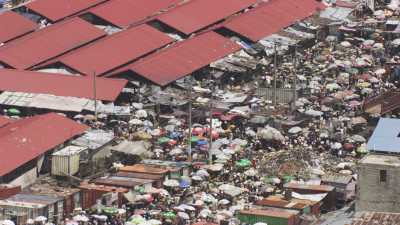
0 11 37 43
57 24 173 76
89 0 181 28
351 212 400 225
157 0 259 35
26 0 108 22
0 69 127 101
0 116 11 127
0 113 88 177
128 32 241 86
0 17 106 70
224 0 326 42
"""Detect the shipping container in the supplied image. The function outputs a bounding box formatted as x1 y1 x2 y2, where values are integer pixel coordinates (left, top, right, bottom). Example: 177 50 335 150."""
51 146 87 176
237 208 300 225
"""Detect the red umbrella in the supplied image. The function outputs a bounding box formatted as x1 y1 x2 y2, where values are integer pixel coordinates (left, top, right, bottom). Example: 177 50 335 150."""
344 143 355 151
193 127 204 135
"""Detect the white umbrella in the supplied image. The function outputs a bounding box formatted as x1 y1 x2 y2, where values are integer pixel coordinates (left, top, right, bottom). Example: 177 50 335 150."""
147 220 162 225
191 175 203 181
135 110 148 118
178 212 190 220
35 216 47 222
244 168 257 177
129 119 143 125
65 221 78 225
73 215 89 222
218 199 230 205
26 219 34 225
305 109 323 117
326 83 340 91
0 220 15 225
179 204 196 211
257 126 284 141
288 126 302 134
73 114 84 119
199 209 212 218
196 169 210 177
207 163 224 172
254 223 268 225
169 148 183 155
142 120 153 127
150 129 162 136
163 179 179 187
219 184 242 197
331 142 342 150
351 135 366 143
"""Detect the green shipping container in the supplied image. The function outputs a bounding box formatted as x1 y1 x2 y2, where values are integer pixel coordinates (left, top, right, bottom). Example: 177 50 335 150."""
237 209 298 225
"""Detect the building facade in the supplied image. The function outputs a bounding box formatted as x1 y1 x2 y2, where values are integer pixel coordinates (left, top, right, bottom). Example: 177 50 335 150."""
357 154 400 212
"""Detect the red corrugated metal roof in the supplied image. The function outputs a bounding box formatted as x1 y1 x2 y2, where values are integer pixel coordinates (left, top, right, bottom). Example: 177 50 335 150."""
57 24 173 76
0 11 37 43
0 69 127 101
157 0 258 35
224 0 326 42
0 116 11 127
127 32 240 86
89 0 181 28
0 17 106 70
0 113 88 177
26 0 108 22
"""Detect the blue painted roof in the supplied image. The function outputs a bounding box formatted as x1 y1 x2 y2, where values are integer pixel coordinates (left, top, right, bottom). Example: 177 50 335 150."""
367 118 400 153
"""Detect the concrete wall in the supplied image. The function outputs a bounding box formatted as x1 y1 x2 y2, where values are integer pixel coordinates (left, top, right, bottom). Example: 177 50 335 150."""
357 162 400 212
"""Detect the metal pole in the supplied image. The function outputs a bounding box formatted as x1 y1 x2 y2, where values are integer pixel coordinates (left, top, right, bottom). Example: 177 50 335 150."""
93 71 98 120
293 45 298 110
208 74 213 164
273 42 277 107
188 77 193 162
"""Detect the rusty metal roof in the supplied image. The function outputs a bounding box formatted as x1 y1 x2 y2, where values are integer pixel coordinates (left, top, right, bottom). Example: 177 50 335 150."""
239 208 298 219
0 11 37 43
224 0 325 42
93 176 154 188
119 164 170 175
89 0 181 28
156 0 258 35
0 113 88 177
0 17 106 70
0 116 11 127
26 0 108 22
0 69 127 101
126 32 241 86
56 24 173 76
284 183 335 192
79 182 128 193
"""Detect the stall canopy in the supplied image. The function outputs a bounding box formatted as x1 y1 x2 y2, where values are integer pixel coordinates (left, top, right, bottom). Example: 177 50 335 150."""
123 32 240 86
0 17 106 69
89 0 181 28
54 24 173 76
0 69 127 101
25 0 107 22
0 11 38 43
0 113 88 177
156 0 258 35
223 0 325 42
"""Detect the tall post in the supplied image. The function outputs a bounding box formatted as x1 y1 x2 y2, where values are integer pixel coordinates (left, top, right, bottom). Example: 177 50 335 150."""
292 45 298 111
187 77 193 162
208 74 213 164
93 71 98 120
273 42 278 107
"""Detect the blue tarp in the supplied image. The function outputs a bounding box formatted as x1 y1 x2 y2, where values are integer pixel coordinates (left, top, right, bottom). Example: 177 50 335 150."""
367 118 400 153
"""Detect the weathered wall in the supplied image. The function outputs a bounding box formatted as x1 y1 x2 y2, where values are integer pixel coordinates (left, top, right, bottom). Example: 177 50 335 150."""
357 163 400 212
